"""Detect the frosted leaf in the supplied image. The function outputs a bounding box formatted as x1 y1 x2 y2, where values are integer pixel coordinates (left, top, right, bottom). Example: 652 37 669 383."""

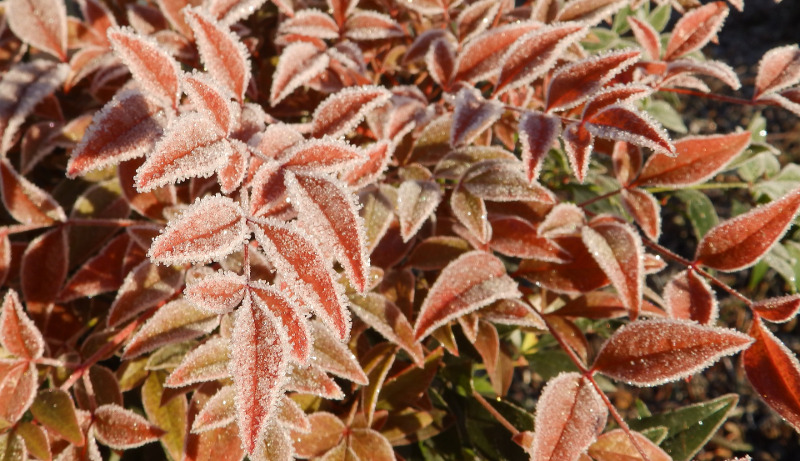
6 0 67 60
20 120 66 175
481 298 546 329
154 0 196 37
528 373 607 461
108 28 181 109
276 395 310 433
349 428 395 461
0 158 66 225
581 84 653 121
192 385 235 433
424 38 456 89
310 321 368 385
291 412 345 458
450 87 503 148
285 171 370 293
516 236 609 294
612 141 642 187
21 227 69 312
67 90 166 177
183 271 247 315
358 186 395 253
450 186 491 244
249 281 312 364
284 363 344 399
209 0 269 24
401 0 444 16
557 292 662 320
435 146 516 180
664 1 728 61
249 162 289 218
123 298 219 359
135 112 230 192
0 361 37 426
635 131 750 187
270 42 329 106
585 103 675 156
403 29 454 64
546 49 641 112
343 140 393 188
494 22 588 95
555 0 626 22
588 429 671 461
183 72 234 134
166 336 230 387
344 11 404 41
582 219 643 320
453 21 542 83
758 91 800 117
753 295 800 323
93 404 166 449
218 139 249 194
349 293 424 366
743 318 800 431
754 45 800 98
397 179 442 242
663 269 717 325
413 251 520 340
665 59 741 90
232 102 267 142
328 0 357 28
621 188 661 241
149 195 248 266
0 233 9 288
184 8 250 102
253 422 294 461
489 216 571 262
519 111 561 183
0 290 44 360
695 187 800 271
311 85 390 138
462 159 556 203
563 122 594 183
0 60 68 156
628 16 661 60
456 0 501 43
107 261 184 327
230 297 289 454
593 319 752 386
278 9 340 40
252 219 351 340
253 123 304 161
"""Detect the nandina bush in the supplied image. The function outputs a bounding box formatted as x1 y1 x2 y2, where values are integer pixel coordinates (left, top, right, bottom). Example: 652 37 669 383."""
1 0 800 459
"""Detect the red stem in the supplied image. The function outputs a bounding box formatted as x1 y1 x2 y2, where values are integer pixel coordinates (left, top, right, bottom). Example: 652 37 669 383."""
657 87 765 106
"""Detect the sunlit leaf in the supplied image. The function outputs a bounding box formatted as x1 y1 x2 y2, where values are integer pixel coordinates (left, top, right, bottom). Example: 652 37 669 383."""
588 429 671 461
350 293 424 366
6 0 67 60
519 111 560 183
183 271 247 315
93 404 165 449
166 337 230 387
270 42 329 106
754 45 800 98
0 290 43 360
586 104 674 156
142 371 187 461
311 86 390 138
124 299 219 358
30 388 84 446
753 295 800 323
664 1 729 61
663 269 717 325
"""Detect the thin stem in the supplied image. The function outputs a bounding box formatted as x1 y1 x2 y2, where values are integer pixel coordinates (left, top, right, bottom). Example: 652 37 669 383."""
657 87 763 106
67 218 142 228
644 182 751 194
472 389 519 436
578 188 623 209
586 374 653 461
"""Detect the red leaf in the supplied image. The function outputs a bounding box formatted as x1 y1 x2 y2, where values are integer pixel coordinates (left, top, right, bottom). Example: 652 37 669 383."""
278 10 339 40
612 141 642 187
166 337 230 388
482 298 546 329
753 295 800 324
280 137 363 172
0 361 37 425
291 412 345 458
494 23 587 95
425 38 456 89
581 84 653 121
208 0 269 24
450 88 504 147
344 11 404 40
586 104 674 156
6 0 67 60
192 385 235 433
184 270 246 315
695 187 800 271
628 16 661 60
59 232 130 302
184 72 234 134
456 0 501 42
593 319 752 386
249 281 311 364
453 21 541 83
349 293 424 366
344 140 393 188
0 290 43 360
563 122 594 183
555 0 626 22
397 179 442 242
403 29 453 64
149 195 248 266
67 90 166 177
621 188 661 241
231 296 288 454
546 49 641 112
0 158 65 225
254 123 304 161
528 373 607 461
107 261 183 327
123 299 219 359
310 321 368 385
462 159 555 203
489 215 570 262
743 318 800 431
184 7 250 102
557 292 664 319
634 131 750 187
252 219 351 340
519 111 561 183
93 404 166 449
0 60 69 155
450 186 491 244
413 251 520 340
21 227 68 311
285 363 344 399
664 269 718 325
311 86 390 138
754 45 800 99
270 42 329 106
517 235 610 293
664 1 729 61
108 28 181 110
588 429 671 461
664 59 741 90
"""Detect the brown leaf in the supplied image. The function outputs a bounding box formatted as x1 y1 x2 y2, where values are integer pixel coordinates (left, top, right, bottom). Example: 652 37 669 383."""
519 111 561 183
0 361 37 425
753 295 800 324
6 0 67 60
0 158 65 226
192 385 235 433
397 179 441 242
310 320 368 385
123 299 219 359
450 186 491 244
426 38 456 89
413 251 520 340
0 290 43 360
456 0 501 42
166 337 230 387
664 269 718 325
754 45 800 98
59 232 130 302
664 1 729 60
695 187 800 271
349 293 424 366
462 160 555 203
517 236 610 294
489 215 570 262
311 86 390 138
21 227 68 312
107 261 183 327
344 11 404 40
284 363 344 399
30 388 84 446
450 88 504 148
621 188 661 241
593 319 752 386
93 404 166 449
588 429 671 461
278 10 339 40
556 0 626 22
453 21 542 84
291 412 344 458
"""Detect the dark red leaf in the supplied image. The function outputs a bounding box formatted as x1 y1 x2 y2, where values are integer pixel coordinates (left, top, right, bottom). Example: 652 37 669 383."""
695 187 800 271
93 404 166 449
664 269 718 324
563 122 594 183
454 21 541 84
489 215 570 262
664 1 729 61
59 233 130 302
310 320 368 384
456 0 500 42
462 160 555 203
612 141 642 187
0 361 37 425
538 204 586 239
585 104 674 156
403 29 453 64
450 186 491 244
270 42 329 106
344 11 404 40
426 38 456 88
593 319 752 386
21 227 68 312
621 188 661 241
413 251 520 340
634 131 750 187
1 158 65 226
664 59 741 90
249 281 311 364
0 290 44 360
754 45 800 99
628 16 661 60
581 84 653 121
311 86 390 138
519 111 561 183
753 295 800 323
6 0 67 60
397 179 442 242
743 318 800 432
556 292 664 319
517 236 610 294
278 10 339 40
107 261 183 327
349 293 424 366
450 88 504 147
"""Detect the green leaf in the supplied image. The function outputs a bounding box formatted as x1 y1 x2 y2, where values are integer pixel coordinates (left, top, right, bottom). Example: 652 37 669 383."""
763 243 798 292
674 190 719 240
142 371 187 461
648 3 672 31
465 398 533 461
146 341 195 371
640 425 669 444
643 100 687 134
15 422 49 461
754 163 800 200
628 394 739 461
30 389 84 446
526 349 580 381
612 5 634 34
737 151 780 182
